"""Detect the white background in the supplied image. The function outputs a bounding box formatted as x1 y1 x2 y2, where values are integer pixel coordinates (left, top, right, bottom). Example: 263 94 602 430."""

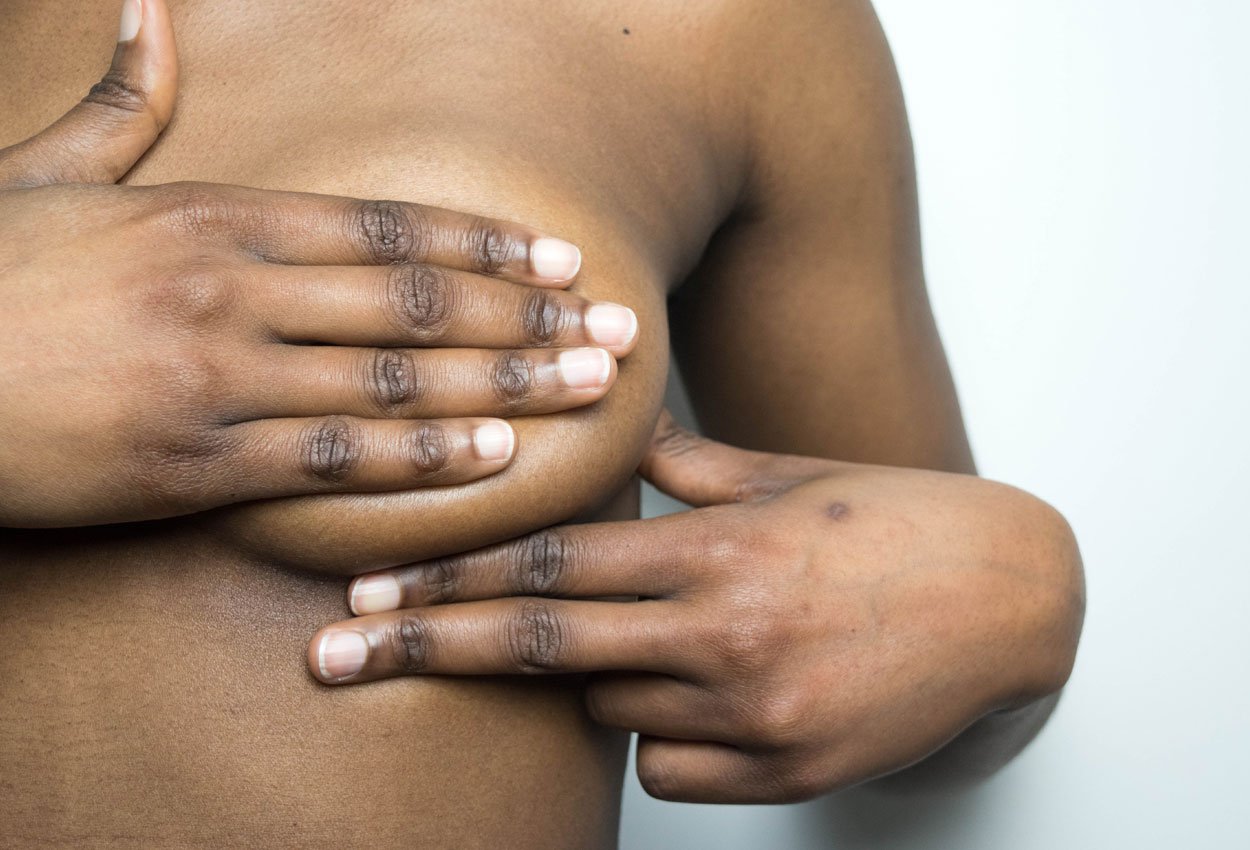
620 1 1250 847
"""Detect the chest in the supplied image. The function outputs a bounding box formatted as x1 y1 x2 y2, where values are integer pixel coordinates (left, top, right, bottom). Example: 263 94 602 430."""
2 0 739 283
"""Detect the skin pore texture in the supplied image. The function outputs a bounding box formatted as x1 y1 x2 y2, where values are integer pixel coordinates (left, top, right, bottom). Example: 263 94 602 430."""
0 1 1078 847
0 2 718 846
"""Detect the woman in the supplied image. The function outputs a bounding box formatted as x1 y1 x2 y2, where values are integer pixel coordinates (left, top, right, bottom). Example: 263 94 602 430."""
0 1 1083 846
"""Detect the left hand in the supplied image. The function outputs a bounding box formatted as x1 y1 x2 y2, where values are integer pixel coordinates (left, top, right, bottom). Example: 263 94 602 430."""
307 411 1083 803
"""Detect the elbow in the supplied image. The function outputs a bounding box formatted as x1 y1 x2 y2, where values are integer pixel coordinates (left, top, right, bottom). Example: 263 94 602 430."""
1019 494 1085 702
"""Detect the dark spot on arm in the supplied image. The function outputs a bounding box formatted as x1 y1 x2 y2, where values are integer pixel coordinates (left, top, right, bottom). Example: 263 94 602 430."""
824 502 851 521
623 27 631 35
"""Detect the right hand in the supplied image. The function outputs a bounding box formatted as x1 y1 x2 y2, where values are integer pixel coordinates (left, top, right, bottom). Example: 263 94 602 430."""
0 0 638 528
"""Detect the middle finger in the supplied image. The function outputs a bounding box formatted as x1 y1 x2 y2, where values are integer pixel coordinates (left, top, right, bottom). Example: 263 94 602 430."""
241 345 617 421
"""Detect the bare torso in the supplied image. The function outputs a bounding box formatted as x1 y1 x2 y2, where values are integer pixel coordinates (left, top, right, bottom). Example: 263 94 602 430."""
0 1 745 846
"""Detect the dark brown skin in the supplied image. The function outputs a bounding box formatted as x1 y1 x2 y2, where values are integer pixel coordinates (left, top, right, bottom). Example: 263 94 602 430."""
0 7 637 528
323 413 1083 802
0 0 1084 846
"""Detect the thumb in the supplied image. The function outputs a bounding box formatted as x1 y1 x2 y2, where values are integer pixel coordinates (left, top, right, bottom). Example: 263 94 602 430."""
0 0 178 188
640 410 822 507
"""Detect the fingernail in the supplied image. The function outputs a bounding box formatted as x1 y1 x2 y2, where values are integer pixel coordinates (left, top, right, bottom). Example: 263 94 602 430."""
118 0 142 42
530 237 582 281
558 348 612 389
586 304 638 348
316 631 368 680
473 420 516 462
349 574 402 616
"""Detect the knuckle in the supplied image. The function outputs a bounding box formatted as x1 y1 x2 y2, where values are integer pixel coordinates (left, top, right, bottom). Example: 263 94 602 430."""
143 268 236 326
145 347 226 406
464 219 515 275
712 615 781 673
505 600 567 673
130 420 234 511
389 614 432 673
696 514 758 570
417 557 461 604
368 348 423 412
303 417 361 483
151 182 233 236
520 290 569 346
408 423 451 477
386 264 456 341
490 351 536 407
84 68 150 115
509 529 571 596
748 691 811 749
355 200 430 264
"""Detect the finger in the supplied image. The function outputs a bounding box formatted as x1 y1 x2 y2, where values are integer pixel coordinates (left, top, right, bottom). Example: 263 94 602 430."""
245 346 617 421
253 264 638 354
344 515 702 615
635 737 785 804
585 674 726 741
641 409 831 507
217 186 583 284
0 0 177 188
307 599 684 683
217 416 515 499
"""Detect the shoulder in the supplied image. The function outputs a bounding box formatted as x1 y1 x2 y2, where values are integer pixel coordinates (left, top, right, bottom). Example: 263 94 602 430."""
623 0 909 218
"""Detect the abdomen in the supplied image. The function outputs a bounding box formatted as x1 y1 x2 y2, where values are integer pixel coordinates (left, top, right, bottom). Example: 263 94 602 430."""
0 522 629 848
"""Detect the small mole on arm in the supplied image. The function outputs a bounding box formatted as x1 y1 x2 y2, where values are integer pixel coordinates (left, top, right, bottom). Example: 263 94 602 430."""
623 27 631 35
824 502 851 521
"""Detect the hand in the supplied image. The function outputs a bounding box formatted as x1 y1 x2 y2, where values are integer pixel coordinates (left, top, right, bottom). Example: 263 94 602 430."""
307 411 1084 803
0 0 638 528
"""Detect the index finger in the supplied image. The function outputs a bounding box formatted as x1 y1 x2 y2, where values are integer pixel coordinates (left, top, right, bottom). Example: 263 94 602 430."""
307 599 685 684
216 186 583 285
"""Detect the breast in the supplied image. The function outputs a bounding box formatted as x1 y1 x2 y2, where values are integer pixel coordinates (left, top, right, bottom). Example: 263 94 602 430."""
110 14 687 574
0 4 712 845
115 14 688 571
176 117 676 573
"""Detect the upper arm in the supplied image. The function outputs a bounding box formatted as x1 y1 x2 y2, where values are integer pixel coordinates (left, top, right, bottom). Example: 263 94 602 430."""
671 0 974 474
